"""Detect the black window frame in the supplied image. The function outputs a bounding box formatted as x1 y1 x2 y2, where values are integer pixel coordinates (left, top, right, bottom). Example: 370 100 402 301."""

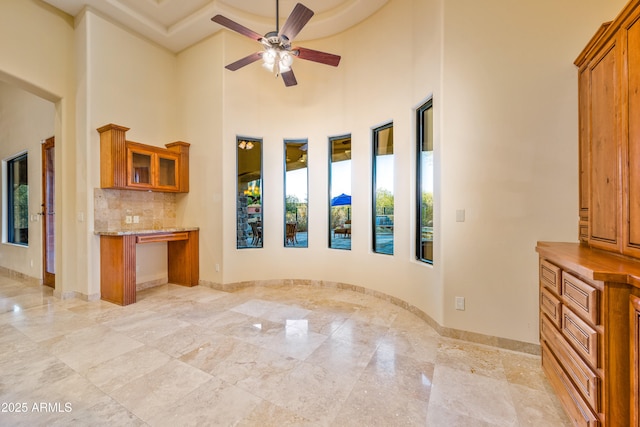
283 138 309 248
7 152 29 246
328 134 352 250
416 98 434 264
236 136 263 249
372 122 394 255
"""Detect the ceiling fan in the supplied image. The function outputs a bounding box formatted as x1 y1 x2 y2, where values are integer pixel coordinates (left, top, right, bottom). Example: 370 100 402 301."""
211 1 341 87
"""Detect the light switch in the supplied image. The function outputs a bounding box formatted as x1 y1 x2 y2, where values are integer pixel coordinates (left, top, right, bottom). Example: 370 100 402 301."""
456 209 465 222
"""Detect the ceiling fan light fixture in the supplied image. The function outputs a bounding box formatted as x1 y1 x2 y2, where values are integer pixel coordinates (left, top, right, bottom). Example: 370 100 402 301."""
212 2 341 87
263 48 277 64
279 51 293 71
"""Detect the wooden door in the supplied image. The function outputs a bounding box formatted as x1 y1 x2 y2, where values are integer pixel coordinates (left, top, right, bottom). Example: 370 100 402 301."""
588 39 622 252
42 137 55 287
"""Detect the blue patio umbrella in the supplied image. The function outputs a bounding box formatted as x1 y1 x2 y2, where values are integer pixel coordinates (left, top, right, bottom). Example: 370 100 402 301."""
331 193 351 220
330 193 351 206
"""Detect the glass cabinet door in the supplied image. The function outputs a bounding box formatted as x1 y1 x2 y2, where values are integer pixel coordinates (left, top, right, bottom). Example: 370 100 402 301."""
128 149 152 187
157 154 178 189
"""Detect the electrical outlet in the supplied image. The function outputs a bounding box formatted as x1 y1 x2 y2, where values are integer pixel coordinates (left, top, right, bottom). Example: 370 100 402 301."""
133 215 139 223
455 296 465 311
125 216 132 224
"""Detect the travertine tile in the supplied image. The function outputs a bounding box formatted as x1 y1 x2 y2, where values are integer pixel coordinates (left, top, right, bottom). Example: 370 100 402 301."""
0 276 570 426
40 324 143 372
108 359 212 422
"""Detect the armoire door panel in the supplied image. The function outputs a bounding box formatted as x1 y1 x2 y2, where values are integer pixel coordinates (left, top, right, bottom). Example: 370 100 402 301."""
578 65 591 244
625 14 640 255
589 41 621 251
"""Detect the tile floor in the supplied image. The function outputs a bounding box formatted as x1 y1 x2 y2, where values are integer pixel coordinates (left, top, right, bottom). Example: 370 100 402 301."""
0 274 571 426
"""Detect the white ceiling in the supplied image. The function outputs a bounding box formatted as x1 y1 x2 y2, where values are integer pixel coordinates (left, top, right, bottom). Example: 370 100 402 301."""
42 0 388 52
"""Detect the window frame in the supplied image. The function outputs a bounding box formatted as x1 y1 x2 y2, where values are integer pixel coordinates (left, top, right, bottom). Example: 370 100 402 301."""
371 122 394 255
5 152 29 246
416 98 434 264
236 136 263 249
283 138 309 248
328 134 352 250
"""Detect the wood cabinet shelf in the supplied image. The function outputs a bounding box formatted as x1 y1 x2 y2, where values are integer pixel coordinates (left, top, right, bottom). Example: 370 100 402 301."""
97 124 190 193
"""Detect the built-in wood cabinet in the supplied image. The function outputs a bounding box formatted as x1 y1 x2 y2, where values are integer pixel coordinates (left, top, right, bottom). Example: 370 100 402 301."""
575 0 640 257
98 124 190 193
538 253 603 426
537 242 640 427
541 1 640 425
98 229 199 306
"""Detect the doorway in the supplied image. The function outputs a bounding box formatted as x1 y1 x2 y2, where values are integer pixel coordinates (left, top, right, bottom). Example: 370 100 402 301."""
42 137 55 287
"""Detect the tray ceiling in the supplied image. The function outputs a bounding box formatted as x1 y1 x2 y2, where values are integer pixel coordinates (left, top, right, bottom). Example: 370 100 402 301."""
42 0 388 52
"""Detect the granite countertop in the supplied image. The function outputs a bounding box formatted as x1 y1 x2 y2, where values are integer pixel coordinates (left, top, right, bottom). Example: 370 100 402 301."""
94 227 199 236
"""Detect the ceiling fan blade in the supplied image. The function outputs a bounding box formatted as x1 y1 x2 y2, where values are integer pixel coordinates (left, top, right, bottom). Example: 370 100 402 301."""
225 52 263 71
281 69 298 87
211 15 263 41
295 47 341 67
279 3 314 42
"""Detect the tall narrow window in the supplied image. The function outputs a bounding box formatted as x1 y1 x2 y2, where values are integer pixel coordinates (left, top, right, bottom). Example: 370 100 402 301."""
237 137 262 249
417 99 434 263
7 153 28 245
284 139 308 248
372 123 394 255
329 135 351 250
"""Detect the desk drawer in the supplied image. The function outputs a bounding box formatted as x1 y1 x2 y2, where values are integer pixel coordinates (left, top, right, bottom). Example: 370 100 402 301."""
542 341 600 427
137 232 189 244
562 272 598 325
562 305 598 368
540 259 562 294
541 287 562 328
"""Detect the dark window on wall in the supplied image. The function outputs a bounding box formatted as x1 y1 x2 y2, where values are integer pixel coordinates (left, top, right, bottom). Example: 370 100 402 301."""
7 153 28 245
329 135 352 250
284 139 308 248
237 137 263 249
372 123 394 255
416 99 434 263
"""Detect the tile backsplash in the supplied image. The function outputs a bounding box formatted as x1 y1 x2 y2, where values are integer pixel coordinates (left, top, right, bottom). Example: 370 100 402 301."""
94 188 177 232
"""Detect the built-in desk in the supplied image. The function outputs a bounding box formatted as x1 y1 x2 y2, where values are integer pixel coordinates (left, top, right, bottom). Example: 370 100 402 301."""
95 228 199 305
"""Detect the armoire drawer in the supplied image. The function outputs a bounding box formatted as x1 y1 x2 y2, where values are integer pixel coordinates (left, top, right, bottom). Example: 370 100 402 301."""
540 259 562 294
542 341 600 427
541 286 562 328
562 305 599 368
541 313 600 411
562 272 599 325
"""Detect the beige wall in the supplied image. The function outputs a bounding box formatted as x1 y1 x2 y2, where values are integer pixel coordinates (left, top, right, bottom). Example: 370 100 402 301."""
0 0 77 298
0 0 631 344
78 10 180 294
440 0 627 342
